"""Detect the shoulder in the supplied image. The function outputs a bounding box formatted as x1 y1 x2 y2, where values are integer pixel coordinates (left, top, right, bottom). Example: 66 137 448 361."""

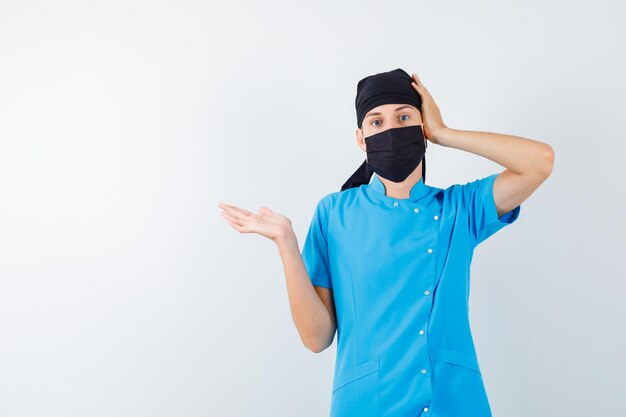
318 186 364 210
440 173 500 203
445 173 499 192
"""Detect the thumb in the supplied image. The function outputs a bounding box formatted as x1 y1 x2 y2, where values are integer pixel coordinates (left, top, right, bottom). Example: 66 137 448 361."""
259 207 274 215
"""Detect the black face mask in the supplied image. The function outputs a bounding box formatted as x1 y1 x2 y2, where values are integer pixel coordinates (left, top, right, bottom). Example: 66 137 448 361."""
364 124 427 183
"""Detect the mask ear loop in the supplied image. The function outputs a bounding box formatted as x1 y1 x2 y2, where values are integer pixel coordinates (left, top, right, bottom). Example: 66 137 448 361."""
421 123 427 183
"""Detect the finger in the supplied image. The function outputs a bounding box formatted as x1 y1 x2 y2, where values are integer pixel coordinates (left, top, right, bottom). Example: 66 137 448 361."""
412 73 424 87
412 74 430 94
229 216 255 233
411 77 424 94
222 213 254 233
219 202 253 216
221 213 238 228
224 217 239 229
220 210 239 223
259 207 274 215
218 203 254 219
225 216 250 233
221 210 254 226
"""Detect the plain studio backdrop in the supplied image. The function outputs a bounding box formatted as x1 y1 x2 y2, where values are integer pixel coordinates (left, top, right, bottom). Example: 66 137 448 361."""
0 0 624 416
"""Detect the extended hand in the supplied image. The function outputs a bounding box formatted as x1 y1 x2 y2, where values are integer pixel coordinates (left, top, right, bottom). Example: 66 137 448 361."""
218 202 295 244
411 73 447 144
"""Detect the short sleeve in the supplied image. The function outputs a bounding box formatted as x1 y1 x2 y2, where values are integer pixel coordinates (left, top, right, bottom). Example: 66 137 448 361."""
460 173 521 247
301 198 333 288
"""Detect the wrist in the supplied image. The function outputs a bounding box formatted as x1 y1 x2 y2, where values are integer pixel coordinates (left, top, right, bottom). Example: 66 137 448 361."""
431 126 453 146
274 230 298 251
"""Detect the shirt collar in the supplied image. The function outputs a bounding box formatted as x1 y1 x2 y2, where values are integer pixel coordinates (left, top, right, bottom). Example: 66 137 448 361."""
368 173 428 202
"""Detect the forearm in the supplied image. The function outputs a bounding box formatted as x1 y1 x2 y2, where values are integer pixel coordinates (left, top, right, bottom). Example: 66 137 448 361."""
434 127 554 175
275 233 335 352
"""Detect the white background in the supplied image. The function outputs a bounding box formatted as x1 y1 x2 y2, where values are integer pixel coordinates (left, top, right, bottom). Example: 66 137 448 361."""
1 0 624 416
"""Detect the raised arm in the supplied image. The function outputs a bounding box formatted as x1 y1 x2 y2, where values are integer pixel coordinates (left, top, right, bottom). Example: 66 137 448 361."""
410 72 555 211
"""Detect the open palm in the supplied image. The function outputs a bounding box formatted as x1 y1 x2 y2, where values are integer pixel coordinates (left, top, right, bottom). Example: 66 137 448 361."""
218 202 293 242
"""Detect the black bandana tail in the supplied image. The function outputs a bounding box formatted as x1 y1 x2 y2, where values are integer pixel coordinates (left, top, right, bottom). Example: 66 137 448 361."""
340 159 372 191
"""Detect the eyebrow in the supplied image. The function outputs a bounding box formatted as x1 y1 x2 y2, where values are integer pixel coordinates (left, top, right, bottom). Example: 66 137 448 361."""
364 105 415 119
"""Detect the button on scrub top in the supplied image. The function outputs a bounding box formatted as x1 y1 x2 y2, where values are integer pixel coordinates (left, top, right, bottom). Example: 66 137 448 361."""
301 173 521 417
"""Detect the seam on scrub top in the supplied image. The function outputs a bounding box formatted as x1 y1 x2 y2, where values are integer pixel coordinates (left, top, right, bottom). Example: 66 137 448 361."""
348 264 359 362
432 348 481 374
332 362 378 394
377 355 381 417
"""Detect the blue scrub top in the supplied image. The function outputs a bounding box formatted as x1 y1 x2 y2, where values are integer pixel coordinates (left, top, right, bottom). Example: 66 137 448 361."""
301 172 521 417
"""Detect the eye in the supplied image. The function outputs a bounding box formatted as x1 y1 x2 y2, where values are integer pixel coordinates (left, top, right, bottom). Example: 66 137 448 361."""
399 114 410 121
371 119 381 127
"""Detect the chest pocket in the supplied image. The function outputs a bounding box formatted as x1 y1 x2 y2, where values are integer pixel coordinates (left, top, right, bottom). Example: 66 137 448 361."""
330 357 380 417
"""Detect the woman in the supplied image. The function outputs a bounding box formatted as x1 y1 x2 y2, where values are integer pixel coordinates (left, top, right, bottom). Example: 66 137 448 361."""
218 68 554 417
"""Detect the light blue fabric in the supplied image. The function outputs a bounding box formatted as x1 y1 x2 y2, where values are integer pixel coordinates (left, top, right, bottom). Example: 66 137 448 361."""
301 172 521 417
